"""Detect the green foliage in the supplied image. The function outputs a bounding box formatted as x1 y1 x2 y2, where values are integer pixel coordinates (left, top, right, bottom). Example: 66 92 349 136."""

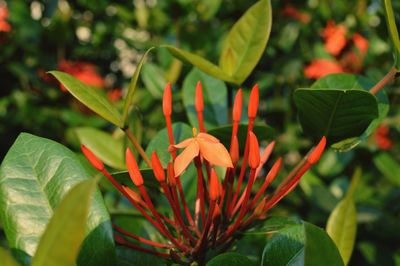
0 133 115 266
207 252 254 266
0 247 20 266
384 0 400 68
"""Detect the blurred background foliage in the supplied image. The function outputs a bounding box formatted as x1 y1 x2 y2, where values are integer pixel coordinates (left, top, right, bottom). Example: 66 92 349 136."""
0 0 400 265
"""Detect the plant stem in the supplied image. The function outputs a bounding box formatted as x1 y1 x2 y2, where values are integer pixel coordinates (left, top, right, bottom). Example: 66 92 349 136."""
370 66 398 94
124 127 152 168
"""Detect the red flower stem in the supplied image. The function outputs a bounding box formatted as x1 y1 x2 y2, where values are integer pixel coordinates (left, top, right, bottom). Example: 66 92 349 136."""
229 119 254 215
197 112 206 133
113 225 173 249
138 185 189 252
220 168 256 243
159 182 186 234
176 178 195 227
254 141 276 177
115 235 170 258
193 200 216 254
124 127 152 168
370 66 398 95
165 115 177 158
194 157 206 228
211 217 221 248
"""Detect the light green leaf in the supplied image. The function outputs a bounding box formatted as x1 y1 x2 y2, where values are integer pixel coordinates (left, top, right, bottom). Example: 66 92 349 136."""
74 127 125 170
141 62 167 99
373 152 400 186
0 133 115 266
49 71 122 127
164 45 236 83
183 68 228 129
122 48 154 125
384 0 400 68
219 0 272 84
0 247 20 266
31 178 98 266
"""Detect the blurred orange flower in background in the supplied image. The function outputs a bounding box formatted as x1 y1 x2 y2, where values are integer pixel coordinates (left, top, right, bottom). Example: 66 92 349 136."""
0 6 11 32
58 60 105 90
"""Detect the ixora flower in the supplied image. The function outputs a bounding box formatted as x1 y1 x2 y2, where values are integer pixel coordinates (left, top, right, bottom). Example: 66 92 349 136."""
82 83 326 265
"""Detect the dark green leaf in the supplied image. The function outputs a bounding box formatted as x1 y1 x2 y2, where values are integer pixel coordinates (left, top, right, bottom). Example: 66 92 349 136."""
115 246 165 266
261 222 344 266
207 252 254 266
219 0 272 84
74 127 125 170
0 133 115 266
164 45 236 83
122 48 154 125
207 123 274 148
49 71 122 127
31 178 99 266
183 68 228 129
373 152 400 186
141 62 166 99
0 247 20 266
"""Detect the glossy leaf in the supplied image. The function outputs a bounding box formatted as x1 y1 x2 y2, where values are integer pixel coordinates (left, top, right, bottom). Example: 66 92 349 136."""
207 252 254 266
219 0 272 84
183 68 228 129
122 48 154 125
49 71 123 127
0 247 20 266
384 0 400 68
207 123 274 148
0 133 115 266
261 222 344 266
74 127 125 170
294 74 379 144
164 45 236 84
326 168 360 265
31 178 98 266
373 152 400 186
141 62 166 99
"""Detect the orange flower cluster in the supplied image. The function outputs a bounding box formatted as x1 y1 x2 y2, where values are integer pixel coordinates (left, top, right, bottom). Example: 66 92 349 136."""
282 4 311 24
0 6 11 32
82 83 326 264
305 21 369 79
58 60 105 90
374 125 394 150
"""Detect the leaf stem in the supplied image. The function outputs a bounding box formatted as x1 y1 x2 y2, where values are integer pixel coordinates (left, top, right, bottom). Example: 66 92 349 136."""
124 127 152 168
370 67 398 94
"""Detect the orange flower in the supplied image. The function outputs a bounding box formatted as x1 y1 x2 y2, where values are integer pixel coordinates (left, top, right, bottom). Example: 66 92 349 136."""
0 6 11 32
322 20 347 56
172 129 233 176
58 60 105 91
304 59 344 79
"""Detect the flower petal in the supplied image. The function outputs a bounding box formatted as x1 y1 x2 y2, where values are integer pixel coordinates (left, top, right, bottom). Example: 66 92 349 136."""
197 139 233 168
197 133 220 143
174 141 199 176
173 138 194 149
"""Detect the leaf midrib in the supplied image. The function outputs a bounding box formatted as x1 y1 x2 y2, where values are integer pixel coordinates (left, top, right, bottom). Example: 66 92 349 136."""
324 92 344 137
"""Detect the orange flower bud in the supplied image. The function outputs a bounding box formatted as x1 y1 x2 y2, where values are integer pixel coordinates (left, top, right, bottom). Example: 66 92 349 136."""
126 148 144 186
195 81 204 112
230 136 239 165
81 145 104 171
248 132 260 169
247 84 259 119
233 89 243 122
151 152 165 182
162 82 172 117
254 197 266 216
307 136 326 164
209 169 220 201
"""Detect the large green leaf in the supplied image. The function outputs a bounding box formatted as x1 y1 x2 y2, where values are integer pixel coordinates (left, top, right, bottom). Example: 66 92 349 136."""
384 0 400 68
219 0 272 84
373 152 400 186
122 48 154 125
183 68 228 129
0 133 115 266
116 247 165 266
294 74 380 144
31 178 99 266
49 71 123 127
0 247 20 266
309 74 388 151
326 169 360 265
164 45 236 84
207 252 254 266
141 62 167 99
261 222 344 266
74 127 125 170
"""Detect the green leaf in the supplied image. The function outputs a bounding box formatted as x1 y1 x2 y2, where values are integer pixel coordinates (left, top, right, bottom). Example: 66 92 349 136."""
294 74 379 144
383 0 400 68
122 48 154 125
207 123 274 148
183 68 228 129
74 127 126 170
141 62 166 99
31 178 98 266
0 247 20 266
326 168 359 265
373 152 400 186
49 71 123 127
116 246 165 266
0 133 115 266
219 0 272 84
261 222 344 266
207 252 254 266
309 74 389 151
164 45 236 84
